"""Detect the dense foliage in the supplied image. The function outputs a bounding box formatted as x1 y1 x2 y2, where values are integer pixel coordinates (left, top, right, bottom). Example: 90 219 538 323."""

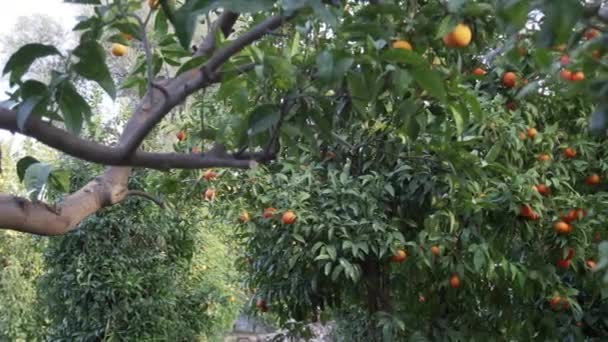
5 0 608 340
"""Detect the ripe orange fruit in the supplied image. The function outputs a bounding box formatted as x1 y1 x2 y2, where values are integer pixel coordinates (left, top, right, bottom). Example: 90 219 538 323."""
571 71 585 82
586 173 601 186
555 44 567 52
176 131 187 141
576 208 587 219
505 101 518 111
473 67 487 76
520 204 535 219
325 151 337 159
256 299 268 312
238 211 251 223
535 184 551 196
451 23 473 47
554 221 572 235
443 33 458 47
556 258 571 269
203 170 218 181
263 207 277 218
594 231 602 243
518 131 527 140
537 153 551 162
560 69 573 81
431 245 441 257
111 43 128 57
449 274 461 289
586 259 597 270
391 249 408 263
519 47 527 56
282 210 297 225
204 188 216 201
560 55 571 66
562 209 585 223
563 147 577 158
443 23 472 48
550 296 562 310
584 28 600 40
502 72 517 88
392 40 413 51
148 0 160 9
121 33 134 41
527 127 538 138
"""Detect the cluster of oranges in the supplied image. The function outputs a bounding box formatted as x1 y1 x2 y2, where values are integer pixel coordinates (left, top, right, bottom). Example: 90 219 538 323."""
392 22 473 53
516 133 601 310
390 244 462 290
238 207 297 225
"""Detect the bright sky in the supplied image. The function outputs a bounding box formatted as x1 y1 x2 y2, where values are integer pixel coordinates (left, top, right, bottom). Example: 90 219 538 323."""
0 1 83 141
0 0 80 34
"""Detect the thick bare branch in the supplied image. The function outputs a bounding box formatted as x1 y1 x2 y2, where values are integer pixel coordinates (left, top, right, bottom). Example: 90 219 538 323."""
0 11 289 236
196 11 240 57
118 13 280 157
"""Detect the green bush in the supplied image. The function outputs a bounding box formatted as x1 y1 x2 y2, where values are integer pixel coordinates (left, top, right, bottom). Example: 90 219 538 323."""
38 169 243 341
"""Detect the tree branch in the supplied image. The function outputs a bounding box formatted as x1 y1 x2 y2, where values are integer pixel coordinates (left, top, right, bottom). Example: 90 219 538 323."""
0 11 290 236
196 11 240 57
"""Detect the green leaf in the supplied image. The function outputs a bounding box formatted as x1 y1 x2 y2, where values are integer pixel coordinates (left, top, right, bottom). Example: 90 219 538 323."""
311 0 338 28
110 20 141 40
347 71 371 115
248 104 280 136
464 3 494 16
72 41 116 99
381 49 426 66
173 0 276 49
316 50 334 83
220 0 276 12
176 56 207 75
497 0 531 34
289 31 300 58
392 68 413 97
326 245 337 260
16 156 40 183
473 248 485 272
447 0 466 13
384 184 395 197
412 66 446 103
450 104 465 136
56 81 92 134
49 169 71 192
64 0 101 4
3 44 61 85
435 15 457 39
23 162 53 198
154 8 169 36
538 0 583 48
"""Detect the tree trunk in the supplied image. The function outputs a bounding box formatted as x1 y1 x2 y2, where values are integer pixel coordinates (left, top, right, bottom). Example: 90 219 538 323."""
362 258 392 340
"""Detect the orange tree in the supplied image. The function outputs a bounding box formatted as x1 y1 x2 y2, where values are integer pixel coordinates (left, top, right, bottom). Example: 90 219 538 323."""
1 0 608 339
199 0 608 339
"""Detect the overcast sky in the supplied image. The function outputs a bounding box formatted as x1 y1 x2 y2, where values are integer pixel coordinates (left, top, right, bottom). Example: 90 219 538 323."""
0 0 81 140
